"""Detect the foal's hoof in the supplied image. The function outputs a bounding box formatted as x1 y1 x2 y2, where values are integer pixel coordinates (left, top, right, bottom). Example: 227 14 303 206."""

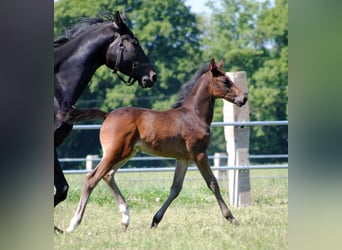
230 217 240 225
121 223 129 231
54 226 64 234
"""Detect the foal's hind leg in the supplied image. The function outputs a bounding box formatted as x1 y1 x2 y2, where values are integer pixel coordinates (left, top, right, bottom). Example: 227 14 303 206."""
151 160 189 228
195 153 239 225
103 169 130 230
66 158 114 232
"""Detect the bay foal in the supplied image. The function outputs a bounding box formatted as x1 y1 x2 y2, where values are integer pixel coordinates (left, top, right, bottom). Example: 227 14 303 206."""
67 58 247 232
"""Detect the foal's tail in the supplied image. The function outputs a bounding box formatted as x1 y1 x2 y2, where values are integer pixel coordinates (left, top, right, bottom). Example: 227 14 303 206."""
64 108 108 124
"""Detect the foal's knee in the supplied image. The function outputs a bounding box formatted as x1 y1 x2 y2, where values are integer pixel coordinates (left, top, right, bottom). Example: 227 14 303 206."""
208 179 219 192
170 183 183 198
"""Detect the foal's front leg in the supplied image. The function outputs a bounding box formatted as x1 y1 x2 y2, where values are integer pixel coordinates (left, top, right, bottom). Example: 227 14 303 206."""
195 152 239 225
151 160 189 228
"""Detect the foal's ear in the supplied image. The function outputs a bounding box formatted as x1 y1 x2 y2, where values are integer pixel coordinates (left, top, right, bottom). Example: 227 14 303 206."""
113 11 124 28
121 10 128 23
209 58 217 71
217 60 224 69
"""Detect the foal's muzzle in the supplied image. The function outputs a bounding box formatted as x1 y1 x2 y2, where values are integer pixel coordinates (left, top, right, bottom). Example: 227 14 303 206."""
235 93 248 107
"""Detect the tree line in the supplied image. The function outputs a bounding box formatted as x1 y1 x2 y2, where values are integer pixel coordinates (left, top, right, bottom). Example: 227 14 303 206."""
54 0 288 169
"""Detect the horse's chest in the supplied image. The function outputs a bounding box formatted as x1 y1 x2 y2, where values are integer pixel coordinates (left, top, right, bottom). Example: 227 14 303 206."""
185 123 210 140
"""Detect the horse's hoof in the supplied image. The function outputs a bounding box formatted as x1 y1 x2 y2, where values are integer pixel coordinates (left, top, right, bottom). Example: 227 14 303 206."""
150 222 158 229
121 223 128 231
66 225 76 233
230 218 240 225
54 226 64 234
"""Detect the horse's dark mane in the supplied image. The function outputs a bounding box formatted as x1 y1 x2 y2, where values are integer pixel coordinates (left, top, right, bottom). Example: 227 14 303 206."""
54 11 116 48
171 63 209 108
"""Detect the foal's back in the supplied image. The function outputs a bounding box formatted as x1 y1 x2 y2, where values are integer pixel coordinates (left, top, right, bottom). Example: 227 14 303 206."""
101 106 210 160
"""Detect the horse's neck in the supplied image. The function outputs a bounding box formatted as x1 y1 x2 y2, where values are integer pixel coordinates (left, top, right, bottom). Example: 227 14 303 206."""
55 25 114 108
183 80 215 125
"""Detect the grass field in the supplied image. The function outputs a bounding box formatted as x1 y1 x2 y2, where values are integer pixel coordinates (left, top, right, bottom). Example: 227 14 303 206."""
54 169 288 250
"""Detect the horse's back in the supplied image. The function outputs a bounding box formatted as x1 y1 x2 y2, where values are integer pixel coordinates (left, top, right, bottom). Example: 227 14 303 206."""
101 107 185 157
104 106 198 137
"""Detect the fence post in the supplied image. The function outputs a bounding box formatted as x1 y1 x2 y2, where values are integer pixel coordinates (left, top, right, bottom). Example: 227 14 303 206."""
213 152 228 179
86 154 98 170
224 71 252 207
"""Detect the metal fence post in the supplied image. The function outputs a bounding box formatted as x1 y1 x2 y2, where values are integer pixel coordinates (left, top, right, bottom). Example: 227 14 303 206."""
224 71 252 207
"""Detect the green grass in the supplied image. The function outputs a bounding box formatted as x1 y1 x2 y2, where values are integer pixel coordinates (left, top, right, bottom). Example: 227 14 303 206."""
54 170 288 250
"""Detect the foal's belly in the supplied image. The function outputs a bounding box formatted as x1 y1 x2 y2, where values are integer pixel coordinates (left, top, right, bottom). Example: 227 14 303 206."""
134 140 189 160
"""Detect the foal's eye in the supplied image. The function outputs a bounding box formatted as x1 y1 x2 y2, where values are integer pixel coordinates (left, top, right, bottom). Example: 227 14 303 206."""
119 42 124 48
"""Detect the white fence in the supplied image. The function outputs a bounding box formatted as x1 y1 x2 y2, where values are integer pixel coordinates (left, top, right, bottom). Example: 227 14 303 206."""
60 120 288 174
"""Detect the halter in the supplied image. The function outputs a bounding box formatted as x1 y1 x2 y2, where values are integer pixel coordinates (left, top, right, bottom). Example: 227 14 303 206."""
111 36 154 86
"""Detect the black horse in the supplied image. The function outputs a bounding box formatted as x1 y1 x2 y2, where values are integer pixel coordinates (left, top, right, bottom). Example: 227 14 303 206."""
54 11 157 212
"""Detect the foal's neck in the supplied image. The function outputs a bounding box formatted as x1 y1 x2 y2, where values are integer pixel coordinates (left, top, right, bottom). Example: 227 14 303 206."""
184 78 215 125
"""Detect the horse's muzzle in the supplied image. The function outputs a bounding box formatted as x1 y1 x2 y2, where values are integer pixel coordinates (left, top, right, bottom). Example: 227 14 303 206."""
235 93 248 107
141 71 157 88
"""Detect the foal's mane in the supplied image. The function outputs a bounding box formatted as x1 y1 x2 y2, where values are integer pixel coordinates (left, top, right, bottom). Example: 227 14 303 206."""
54 11 118 48
171 63 209 108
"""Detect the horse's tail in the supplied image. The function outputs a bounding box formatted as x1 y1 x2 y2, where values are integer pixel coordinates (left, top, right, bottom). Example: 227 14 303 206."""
64 108 108 124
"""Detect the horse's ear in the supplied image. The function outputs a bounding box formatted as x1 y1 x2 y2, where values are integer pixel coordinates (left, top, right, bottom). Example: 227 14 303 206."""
113 11 123 28
217 60 224 69
209 58 216 71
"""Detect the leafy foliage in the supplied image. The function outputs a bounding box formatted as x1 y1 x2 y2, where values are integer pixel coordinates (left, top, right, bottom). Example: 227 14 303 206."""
54 0 288 163
202 0 288 157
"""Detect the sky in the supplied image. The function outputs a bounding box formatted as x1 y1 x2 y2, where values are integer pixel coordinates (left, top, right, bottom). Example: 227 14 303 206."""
185 0 211 14
54 0 211 14
54 0 270 16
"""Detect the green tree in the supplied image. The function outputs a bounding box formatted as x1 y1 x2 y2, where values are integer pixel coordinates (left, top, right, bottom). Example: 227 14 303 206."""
250 0 288 156
201 0 288 158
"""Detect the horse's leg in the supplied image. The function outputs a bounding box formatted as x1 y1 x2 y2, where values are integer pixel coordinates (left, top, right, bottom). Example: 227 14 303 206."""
54 148 69 207
66 157 115 232
151 160 189 228
103 169 130 230
195 152 239 225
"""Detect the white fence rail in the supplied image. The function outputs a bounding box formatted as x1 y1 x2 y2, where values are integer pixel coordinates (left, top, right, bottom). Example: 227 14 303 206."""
71 120 288 130
60 120 288 175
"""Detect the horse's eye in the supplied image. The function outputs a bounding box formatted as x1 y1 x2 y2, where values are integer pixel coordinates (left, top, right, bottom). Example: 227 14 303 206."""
119 42 124 48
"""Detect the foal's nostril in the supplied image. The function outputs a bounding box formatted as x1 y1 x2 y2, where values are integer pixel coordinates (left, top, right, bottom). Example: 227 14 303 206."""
236 94 248 106
243 93 248 103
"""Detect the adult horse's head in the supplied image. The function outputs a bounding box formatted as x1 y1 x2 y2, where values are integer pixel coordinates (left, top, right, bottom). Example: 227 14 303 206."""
208 59 248 107
105 11 157 88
